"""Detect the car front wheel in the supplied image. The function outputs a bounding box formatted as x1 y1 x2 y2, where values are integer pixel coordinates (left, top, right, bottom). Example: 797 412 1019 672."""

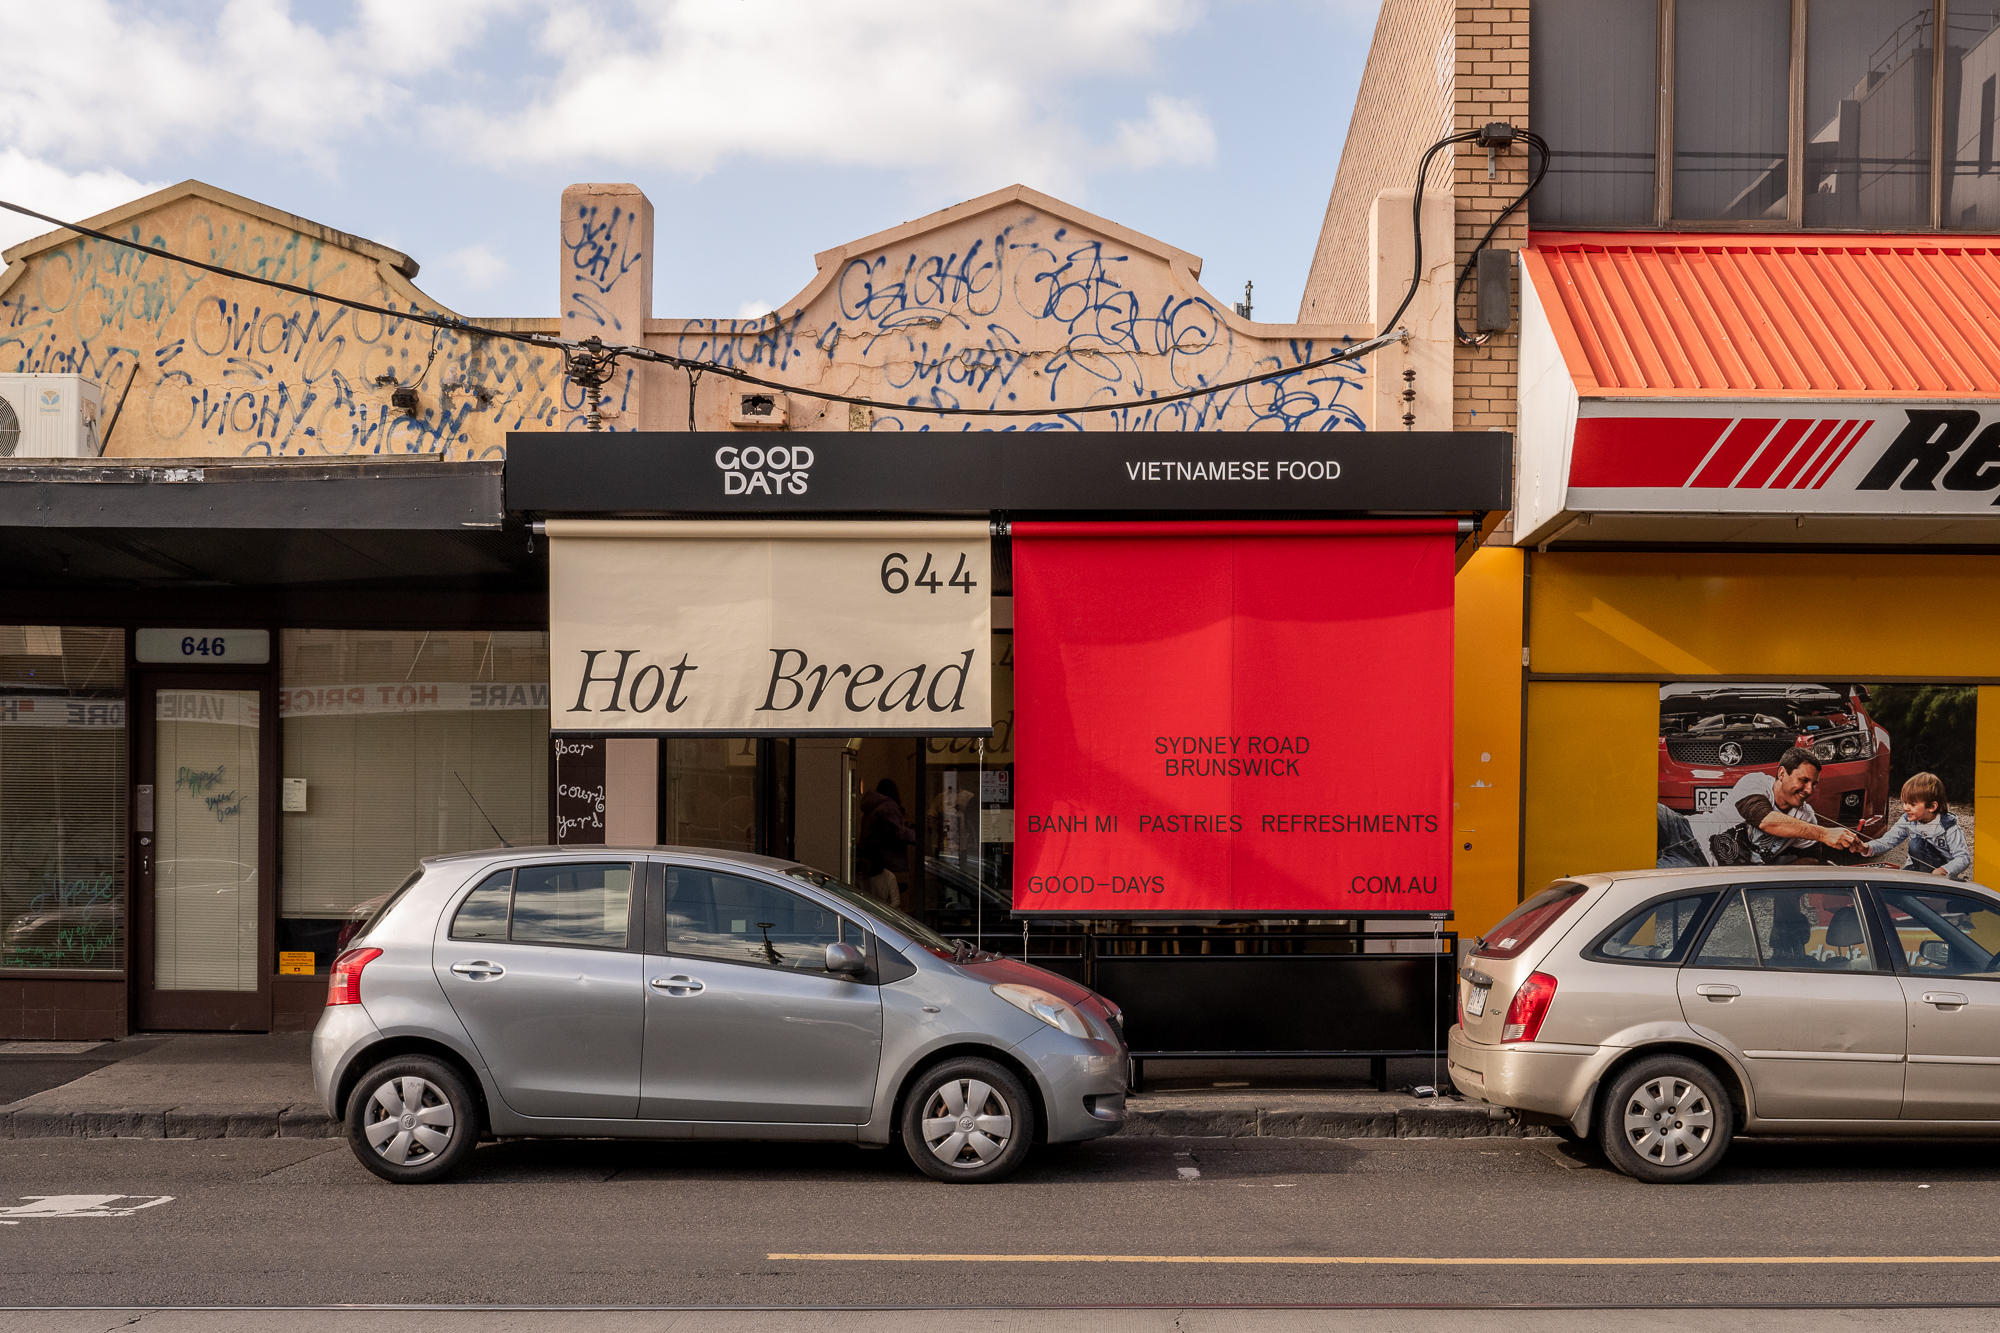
1598 1054 1733 1183
901 1057 1035 1184
345 1055 479 1184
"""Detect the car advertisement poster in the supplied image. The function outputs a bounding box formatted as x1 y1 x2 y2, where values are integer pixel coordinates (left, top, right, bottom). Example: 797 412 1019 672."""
1011 519 1455 918
1655 682 1975 878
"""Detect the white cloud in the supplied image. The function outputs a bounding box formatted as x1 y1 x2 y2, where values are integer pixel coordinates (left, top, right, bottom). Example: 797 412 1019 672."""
734 299 776 321
0 0 515 172
1110 96 1217 171
467 0 1213 193
445 243 513 289
0 151 166 257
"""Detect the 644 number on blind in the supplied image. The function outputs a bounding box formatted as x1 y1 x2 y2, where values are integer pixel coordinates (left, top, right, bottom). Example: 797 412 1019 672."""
880 552 978 595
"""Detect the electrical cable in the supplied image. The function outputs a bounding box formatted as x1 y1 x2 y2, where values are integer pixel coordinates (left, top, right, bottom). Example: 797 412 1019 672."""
1380 129 1485 339
1453 129 1549 347
0 196 1406 421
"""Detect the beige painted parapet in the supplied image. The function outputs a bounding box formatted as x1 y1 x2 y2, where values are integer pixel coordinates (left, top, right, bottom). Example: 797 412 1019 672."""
625 185 1375 434
1367 188 1454 433
1 178 1382 458
0 181 567 460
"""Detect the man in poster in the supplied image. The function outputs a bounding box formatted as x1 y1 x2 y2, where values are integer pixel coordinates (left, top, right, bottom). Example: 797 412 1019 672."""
1659 747 1869 867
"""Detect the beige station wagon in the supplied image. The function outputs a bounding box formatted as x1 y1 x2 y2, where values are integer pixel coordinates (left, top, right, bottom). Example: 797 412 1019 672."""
1449 866 2000 1182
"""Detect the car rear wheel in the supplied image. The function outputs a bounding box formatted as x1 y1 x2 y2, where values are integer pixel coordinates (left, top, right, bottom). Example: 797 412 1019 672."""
1598 1055 1732 1183
345 1055 479 1184
901 1057 1035 1184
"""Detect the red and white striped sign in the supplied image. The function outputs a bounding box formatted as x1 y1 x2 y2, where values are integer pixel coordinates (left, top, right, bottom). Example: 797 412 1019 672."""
1563 403 2000 513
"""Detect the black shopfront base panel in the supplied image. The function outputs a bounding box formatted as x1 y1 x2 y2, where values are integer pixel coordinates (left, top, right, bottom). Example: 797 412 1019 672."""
1093 952 1457 1092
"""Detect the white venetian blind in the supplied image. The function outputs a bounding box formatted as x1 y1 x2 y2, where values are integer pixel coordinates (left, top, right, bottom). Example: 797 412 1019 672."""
280 630 549 921
0 626 127 972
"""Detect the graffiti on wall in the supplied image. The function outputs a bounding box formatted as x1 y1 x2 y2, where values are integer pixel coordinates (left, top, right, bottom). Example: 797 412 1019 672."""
647 203 1370 434
0 192 567 458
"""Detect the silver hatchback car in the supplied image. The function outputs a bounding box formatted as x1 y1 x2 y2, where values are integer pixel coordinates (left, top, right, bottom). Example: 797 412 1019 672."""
1450 865 2000 1183
312 846 1128 1184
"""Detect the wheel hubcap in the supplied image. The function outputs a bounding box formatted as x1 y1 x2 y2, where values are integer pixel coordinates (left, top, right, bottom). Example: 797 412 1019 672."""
921 1079 1013 1169
362 1075 456 1166
1622 1075 1714 1167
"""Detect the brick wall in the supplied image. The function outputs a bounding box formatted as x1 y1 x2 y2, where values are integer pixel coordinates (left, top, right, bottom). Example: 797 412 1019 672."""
1298 0 1455 324
1452 4 1530 443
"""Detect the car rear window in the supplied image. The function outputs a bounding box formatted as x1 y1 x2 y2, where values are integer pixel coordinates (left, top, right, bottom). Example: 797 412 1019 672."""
1475 883 1587 960
1590 893 1716 964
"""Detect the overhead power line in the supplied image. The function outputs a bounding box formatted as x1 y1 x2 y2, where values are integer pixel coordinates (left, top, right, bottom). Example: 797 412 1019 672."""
0 196 1405 424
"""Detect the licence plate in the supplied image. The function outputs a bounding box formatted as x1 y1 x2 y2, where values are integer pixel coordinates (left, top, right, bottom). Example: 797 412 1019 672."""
1465 985 1488 1018
1695 787 1730 813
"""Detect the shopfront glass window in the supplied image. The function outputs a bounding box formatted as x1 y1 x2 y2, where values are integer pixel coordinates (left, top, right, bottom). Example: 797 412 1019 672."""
1946 3 2000 227
0 627 125 971
1805 0 1935 228
661 739 759 853
278 630 548 973
1530 0 1659 226
1675 0 1792 220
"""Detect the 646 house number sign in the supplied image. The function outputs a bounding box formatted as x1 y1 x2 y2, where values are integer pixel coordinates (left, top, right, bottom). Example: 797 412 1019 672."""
135 628 271 665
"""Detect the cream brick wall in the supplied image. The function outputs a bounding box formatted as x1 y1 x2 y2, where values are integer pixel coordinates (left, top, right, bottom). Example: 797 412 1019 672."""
1452 4 1529 443
1298 0 1455 324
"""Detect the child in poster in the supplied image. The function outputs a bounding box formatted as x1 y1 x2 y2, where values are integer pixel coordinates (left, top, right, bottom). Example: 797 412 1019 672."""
1862 772 1972 879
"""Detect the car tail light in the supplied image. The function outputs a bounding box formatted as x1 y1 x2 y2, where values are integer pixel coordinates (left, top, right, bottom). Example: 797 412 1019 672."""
1501 971 1558 1043
326 948 381 1007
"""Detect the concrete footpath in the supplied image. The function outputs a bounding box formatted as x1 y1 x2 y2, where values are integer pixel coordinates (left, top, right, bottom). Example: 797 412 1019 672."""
0 1036 1538 1141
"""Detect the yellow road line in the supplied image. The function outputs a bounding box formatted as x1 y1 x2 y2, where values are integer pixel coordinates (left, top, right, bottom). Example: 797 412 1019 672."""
771 1254 2000 1267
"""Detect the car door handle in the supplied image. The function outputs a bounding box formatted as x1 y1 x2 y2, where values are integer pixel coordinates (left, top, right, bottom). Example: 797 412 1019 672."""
1922 992 1970 1007
651 975 705 994
1694 983 1740 999
450 961 505 980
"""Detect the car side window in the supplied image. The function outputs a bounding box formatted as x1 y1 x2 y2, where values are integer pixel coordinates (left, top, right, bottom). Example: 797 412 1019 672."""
1877 889 2000 978
509 863 634 950
662 867 851 970
449 870 513 941
1691 890 1759 968
1591 893 1715 964
1743 886 1875 972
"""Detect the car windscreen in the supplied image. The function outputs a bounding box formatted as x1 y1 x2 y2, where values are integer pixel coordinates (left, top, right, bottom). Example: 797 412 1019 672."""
1475 882 1588 960
784 865 956 957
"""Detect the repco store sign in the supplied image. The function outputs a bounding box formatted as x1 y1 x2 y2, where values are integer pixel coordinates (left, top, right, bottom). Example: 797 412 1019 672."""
1562 403 2000 513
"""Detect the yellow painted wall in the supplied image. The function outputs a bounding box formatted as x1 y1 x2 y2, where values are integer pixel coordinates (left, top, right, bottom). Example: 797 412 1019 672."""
1979 687 2000 888
1524 552 2000 892
1530 553 2000 677
1522 681 1657 892
1453 546 1525 935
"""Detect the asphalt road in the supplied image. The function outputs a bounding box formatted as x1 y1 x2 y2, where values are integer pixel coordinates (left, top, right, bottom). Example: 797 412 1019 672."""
7 1132 2000 1312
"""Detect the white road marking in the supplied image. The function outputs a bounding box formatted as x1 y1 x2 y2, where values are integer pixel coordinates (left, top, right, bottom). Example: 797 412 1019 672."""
1176 1167 1201 1181
0 1194 174 1224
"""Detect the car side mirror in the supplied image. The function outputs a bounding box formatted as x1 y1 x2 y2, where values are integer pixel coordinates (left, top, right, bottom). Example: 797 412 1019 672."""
1921 939 1951 967
825 942 866 975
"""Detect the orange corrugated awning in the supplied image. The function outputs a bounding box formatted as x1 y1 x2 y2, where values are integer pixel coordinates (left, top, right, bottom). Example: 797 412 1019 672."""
1523 232 2000 398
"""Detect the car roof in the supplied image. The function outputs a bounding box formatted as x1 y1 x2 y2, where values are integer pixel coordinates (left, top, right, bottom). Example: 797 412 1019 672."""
1554 865 1994 893
418 844 803 873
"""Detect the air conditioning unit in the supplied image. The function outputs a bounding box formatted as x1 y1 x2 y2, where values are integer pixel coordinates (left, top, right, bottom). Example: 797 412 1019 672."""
0 374 104 458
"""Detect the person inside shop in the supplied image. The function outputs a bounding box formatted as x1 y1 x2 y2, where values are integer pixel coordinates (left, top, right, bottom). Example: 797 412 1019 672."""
859 777 916 909
1718 746 1870 866
1862 771 1972 879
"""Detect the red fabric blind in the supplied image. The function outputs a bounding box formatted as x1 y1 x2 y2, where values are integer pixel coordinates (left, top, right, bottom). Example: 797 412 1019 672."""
1012 519 1454 916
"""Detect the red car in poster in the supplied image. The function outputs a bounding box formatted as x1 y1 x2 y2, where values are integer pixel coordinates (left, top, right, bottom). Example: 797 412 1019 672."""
1659 683 1892 832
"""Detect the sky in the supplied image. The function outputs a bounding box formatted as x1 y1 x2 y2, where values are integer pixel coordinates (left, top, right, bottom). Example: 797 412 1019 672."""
0 0 1380 325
